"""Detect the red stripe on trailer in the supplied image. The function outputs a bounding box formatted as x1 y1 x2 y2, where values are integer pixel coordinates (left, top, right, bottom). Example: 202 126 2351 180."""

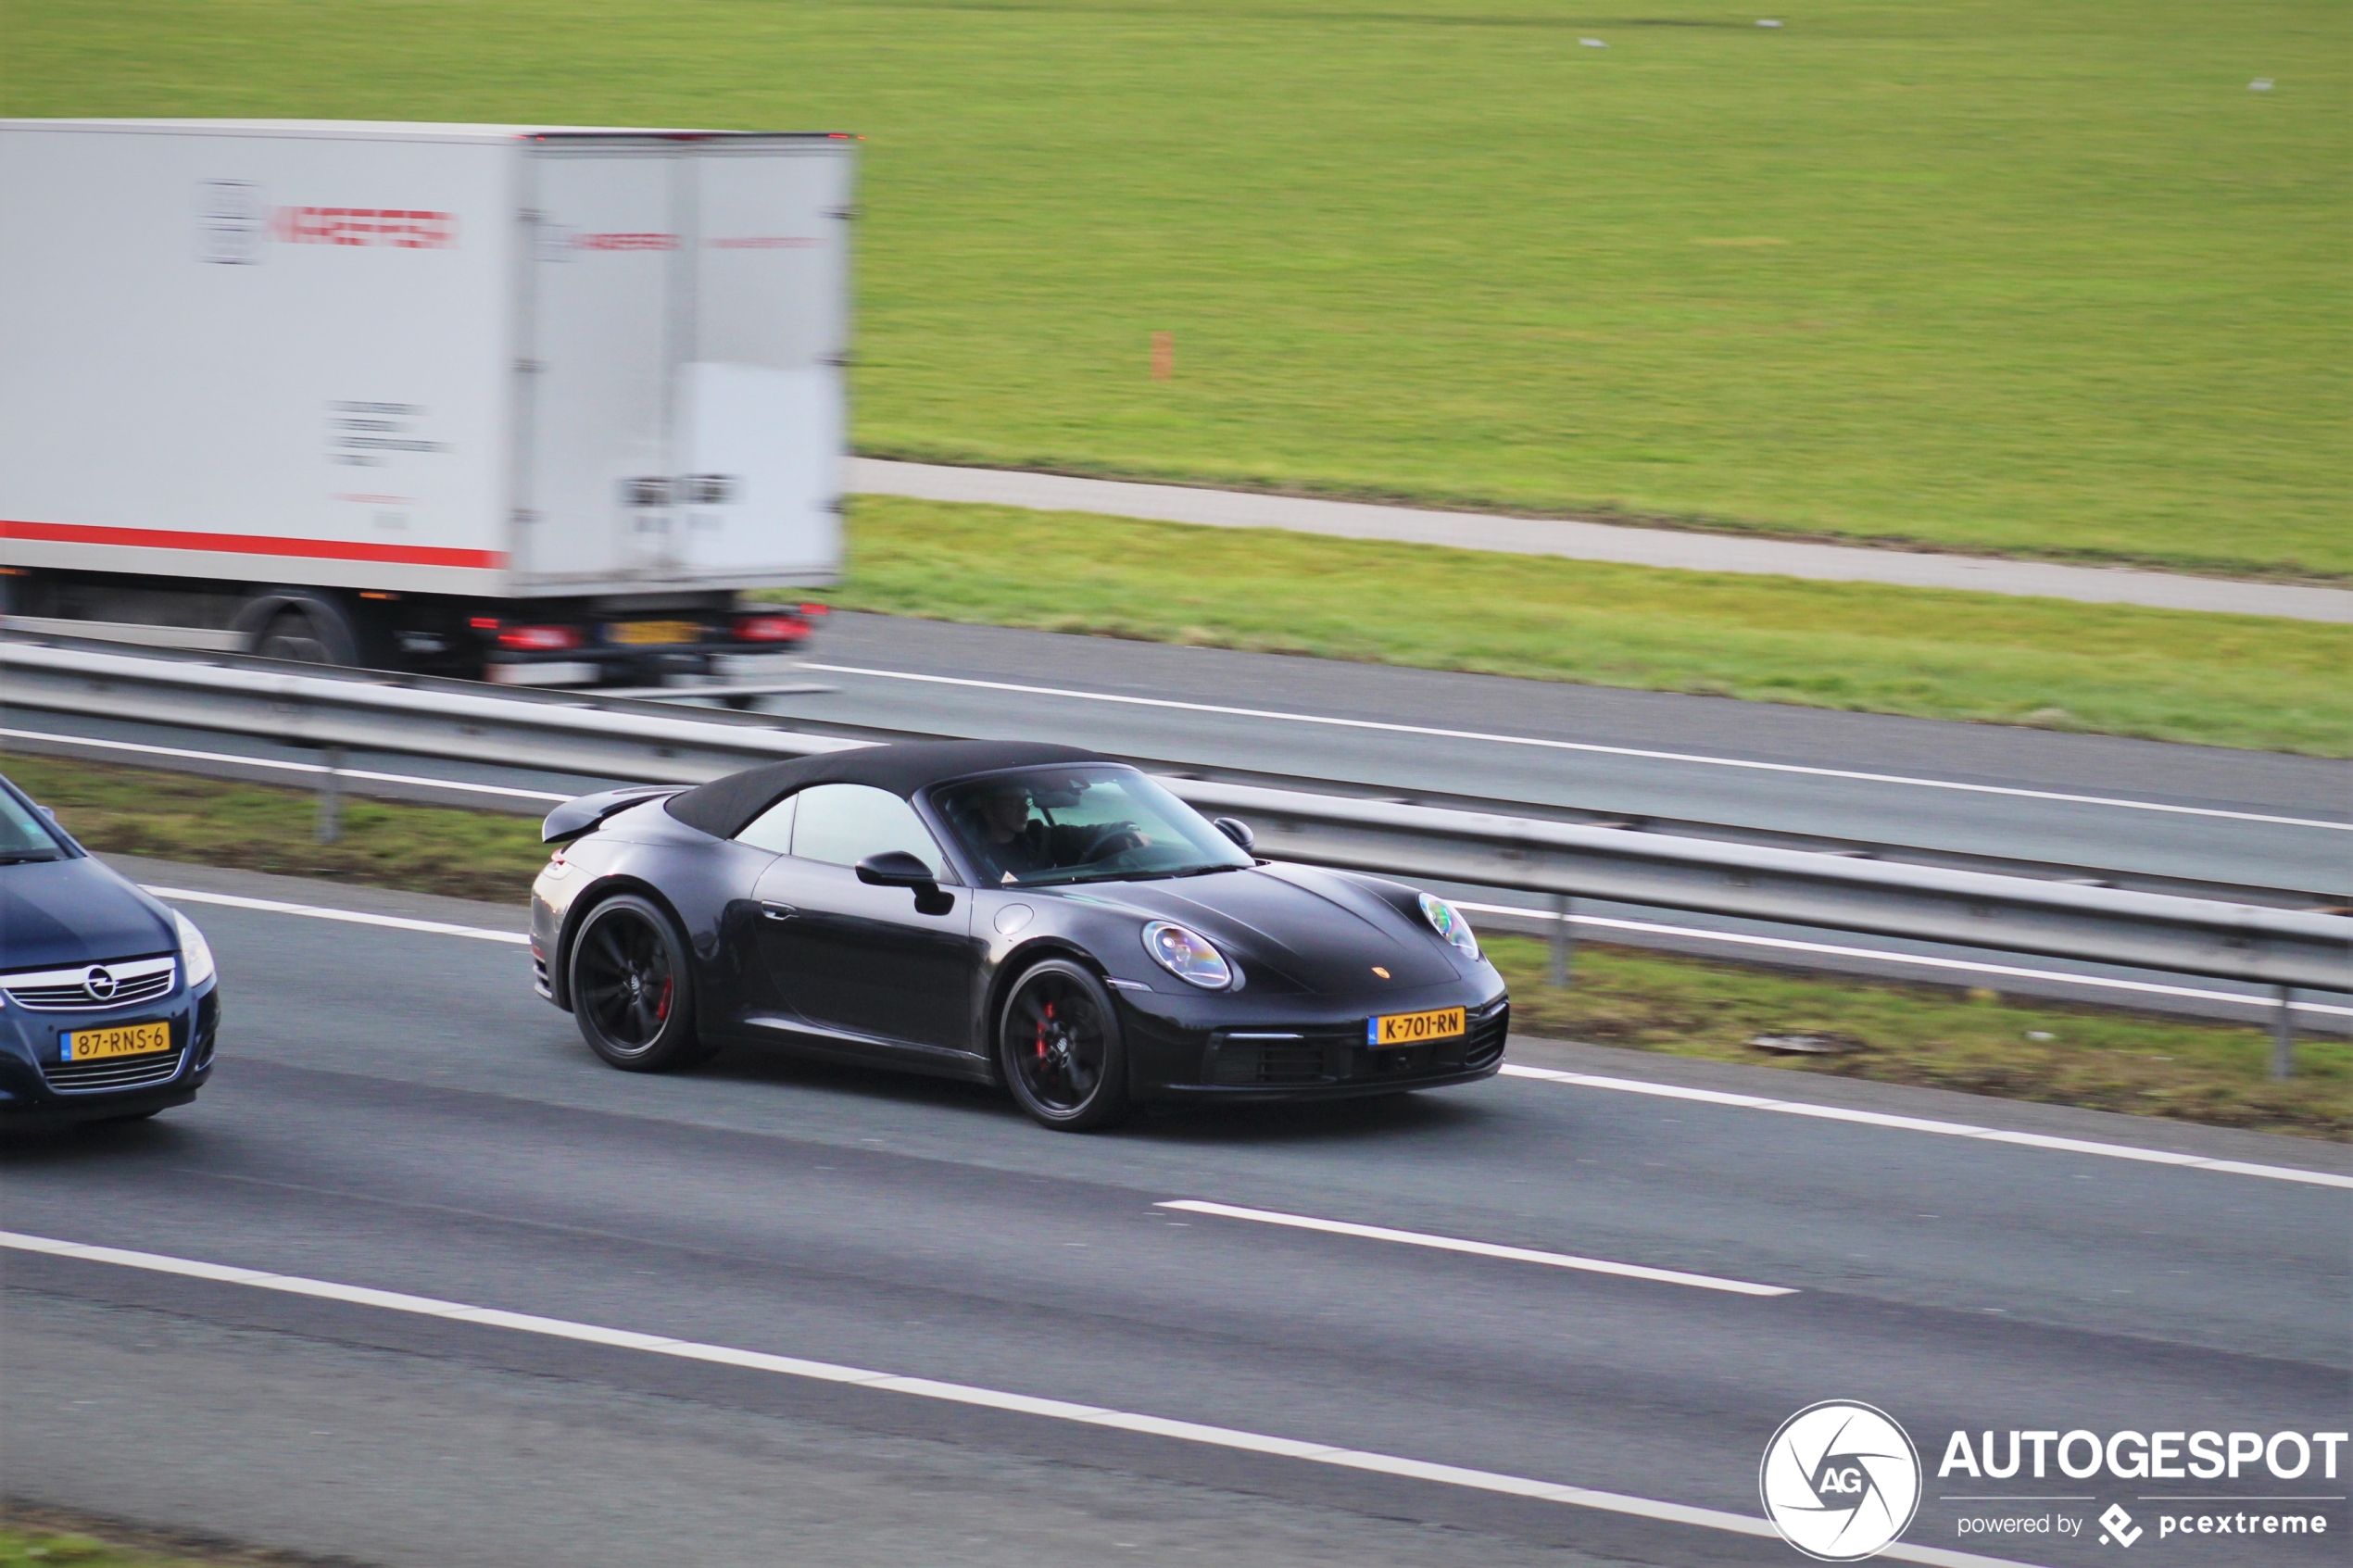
0 520 506 570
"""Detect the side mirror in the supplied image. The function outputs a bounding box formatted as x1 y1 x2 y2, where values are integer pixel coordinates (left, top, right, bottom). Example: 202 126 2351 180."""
856 850 955 915
1213 817 1255 852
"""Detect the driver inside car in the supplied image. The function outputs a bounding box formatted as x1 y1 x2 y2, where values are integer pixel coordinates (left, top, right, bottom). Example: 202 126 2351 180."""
963 777 1149 884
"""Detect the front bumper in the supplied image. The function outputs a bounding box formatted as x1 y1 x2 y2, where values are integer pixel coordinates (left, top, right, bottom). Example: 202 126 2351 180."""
1114 982 1509 1102
0 979 221 1125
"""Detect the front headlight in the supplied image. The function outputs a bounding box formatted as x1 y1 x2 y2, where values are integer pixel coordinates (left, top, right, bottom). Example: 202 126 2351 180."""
1142 921 1233 989
174 909 217 988
1417 893 1479 963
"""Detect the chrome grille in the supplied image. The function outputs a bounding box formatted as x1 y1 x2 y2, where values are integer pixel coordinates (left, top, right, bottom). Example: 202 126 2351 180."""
3 955 177 1011
43 1042 187 1094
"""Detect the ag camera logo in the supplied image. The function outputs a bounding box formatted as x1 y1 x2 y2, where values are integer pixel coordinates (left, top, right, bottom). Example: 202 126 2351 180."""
1761 1400 1922 1561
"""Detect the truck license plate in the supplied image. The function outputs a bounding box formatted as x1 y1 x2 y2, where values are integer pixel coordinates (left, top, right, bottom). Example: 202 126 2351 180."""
607 621 703 646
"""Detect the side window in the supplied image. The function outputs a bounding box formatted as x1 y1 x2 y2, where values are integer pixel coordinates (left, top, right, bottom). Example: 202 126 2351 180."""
736 794 797 854
789 784 948 879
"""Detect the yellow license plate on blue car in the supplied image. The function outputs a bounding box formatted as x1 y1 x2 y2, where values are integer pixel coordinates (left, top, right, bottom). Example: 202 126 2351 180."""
61 1022 172 1061
1368 1007 1465 1047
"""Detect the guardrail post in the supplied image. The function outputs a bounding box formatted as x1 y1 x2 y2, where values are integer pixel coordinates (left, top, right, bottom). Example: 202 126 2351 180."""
1548 894 1574 987
2271 985 2295 1081
317 746 344 845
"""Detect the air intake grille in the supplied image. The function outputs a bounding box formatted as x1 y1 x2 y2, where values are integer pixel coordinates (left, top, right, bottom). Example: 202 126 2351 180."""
43 1044 187 1094
1209 1039 1330 1086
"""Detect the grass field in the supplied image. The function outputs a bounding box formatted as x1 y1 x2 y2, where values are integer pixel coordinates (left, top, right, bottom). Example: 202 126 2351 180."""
6 0 2344 577
812 497 2353 754
1484 935 2349 1140
0 1512 287 1568
9 753 2342 1136
2 753 550 903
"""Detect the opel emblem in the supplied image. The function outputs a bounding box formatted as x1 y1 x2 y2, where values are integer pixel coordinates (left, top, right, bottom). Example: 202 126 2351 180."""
85 965 118 1000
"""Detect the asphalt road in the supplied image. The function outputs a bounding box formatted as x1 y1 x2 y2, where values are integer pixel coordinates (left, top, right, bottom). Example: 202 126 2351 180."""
4 864 2347 1568
852 459 2353 624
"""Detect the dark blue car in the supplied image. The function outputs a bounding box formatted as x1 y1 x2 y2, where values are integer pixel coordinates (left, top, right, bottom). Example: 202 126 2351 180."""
0 772 220 1125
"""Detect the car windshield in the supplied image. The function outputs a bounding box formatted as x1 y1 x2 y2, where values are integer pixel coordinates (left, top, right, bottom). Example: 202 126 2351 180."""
0 783 67 864
931 767 1254 887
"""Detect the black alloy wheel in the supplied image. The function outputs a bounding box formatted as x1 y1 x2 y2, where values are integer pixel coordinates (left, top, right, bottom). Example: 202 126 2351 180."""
1000 959 1128 1131
568 895 711 1072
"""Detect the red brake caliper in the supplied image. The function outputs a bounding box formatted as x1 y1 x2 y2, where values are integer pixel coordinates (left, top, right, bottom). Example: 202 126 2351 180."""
655 975 673 1022
1037 1000 1052 1060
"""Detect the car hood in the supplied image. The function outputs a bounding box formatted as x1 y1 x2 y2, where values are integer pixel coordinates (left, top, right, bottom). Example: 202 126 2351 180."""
0 857 177 973
1071 862 1462 993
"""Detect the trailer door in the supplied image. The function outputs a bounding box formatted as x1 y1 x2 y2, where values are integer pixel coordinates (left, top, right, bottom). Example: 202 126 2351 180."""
517 144 681 580
677 142 851 575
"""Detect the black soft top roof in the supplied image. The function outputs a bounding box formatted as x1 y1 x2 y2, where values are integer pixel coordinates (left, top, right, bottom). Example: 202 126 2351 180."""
664 740 1112 840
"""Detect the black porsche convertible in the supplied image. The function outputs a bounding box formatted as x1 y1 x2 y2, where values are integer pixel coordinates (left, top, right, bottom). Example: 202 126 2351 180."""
530 741 1506 1129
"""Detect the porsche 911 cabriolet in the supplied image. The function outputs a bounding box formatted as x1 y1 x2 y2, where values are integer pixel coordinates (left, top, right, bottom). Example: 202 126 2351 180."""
531 742 1506 1129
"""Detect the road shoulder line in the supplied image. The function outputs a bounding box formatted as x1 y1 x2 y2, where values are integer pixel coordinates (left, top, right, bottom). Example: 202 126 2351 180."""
0 1229 2048 1568
132 876 2349 1190
1502 1064 2353 1189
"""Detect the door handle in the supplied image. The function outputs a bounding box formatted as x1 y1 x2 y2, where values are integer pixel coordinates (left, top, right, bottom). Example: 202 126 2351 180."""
761 902 797 921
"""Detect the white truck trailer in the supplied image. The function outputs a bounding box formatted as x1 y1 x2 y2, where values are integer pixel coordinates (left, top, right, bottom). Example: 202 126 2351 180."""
0 119 855 684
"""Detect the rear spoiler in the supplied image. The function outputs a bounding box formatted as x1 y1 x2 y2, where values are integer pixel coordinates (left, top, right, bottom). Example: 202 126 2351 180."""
541 784 684 844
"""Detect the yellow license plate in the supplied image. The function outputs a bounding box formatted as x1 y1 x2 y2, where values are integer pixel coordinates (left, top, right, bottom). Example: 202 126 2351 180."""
61 1021 172 1062
1367 1007 1466 1047
607 620 702 646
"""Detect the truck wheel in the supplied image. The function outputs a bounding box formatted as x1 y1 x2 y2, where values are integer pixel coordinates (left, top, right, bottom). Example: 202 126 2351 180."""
239 592 361 666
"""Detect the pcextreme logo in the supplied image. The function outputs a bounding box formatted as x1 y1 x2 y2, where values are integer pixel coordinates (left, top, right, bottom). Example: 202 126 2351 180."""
1760 1400 1923 1562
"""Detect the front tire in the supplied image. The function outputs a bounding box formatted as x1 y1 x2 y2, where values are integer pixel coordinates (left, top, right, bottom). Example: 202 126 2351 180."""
1000 959 1129 1131
568 894 712 1072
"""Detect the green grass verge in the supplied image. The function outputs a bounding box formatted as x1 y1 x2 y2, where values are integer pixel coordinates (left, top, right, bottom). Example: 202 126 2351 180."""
1 754 550 904
6 0 2345 576
0 1513 289 1568
1487 935 2349 1141
6 754 2338 1137
0 1529 189 1568
808 497 2353 755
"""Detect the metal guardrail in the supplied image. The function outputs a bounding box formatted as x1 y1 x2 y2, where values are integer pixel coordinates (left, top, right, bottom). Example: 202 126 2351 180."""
5 640 2347 1059
6 627 2331 908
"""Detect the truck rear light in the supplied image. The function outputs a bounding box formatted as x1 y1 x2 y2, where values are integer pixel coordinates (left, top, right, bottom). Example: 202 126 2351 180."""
733 614 808 644
498 624 583 651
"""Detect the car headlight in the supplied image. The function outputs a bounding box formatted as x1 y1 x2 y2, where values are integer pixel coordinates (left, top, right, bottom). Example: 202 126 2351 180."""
1417 893 1479 962
174 909 217 988
1142 921 1233 989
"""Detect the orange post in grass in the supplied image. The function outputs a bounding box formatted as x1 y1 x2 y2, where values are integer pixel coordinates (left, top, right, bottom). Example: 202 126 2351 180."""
1151 331 1174 381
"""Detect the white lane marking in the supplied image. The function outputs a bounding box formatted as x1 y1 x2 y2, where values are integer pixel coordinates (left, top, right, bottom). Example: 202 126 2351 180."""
1501 1066 2353 1190
2 727 572 805
1155 1200 1794 1297
0 1231 2045 1568
1450 900 2353 1020
795 665 2348 832
141 886 530 946
136 884 2347 1191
